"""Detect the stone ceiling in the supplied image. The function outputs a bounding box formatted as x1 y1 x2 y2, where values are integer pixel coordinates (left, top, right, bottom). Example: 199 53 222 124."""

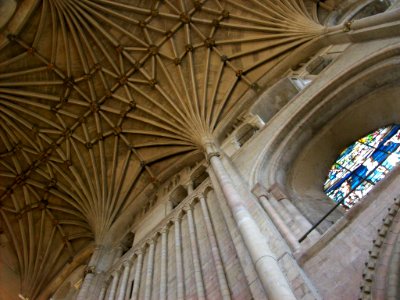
0 0 323 297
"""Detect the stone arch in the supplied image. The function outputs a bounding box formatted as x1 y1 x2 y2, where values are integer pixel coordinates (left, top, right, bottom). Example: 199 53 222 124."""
190 165 208 190
252 44 400 232
323 0 394 26
169 185 188 208
349 0 393 21
202 185 214 198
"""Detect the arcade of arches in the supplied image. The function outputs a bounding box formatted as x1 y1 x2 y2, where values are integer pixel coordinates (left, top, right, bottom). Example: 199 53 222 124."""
0 0 400 299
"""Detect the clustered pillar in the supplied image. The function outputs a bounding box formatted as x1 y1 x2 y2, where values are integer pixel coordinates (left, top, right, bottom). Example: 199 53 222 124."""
86 138 301 300
252 183 300 251
144 239 155 300
131 250 143 300
203 139 297 300
116 261 131 300
174 214 185 300
199 194 231 300
107 270 120 300
185 204 206 299
159 227 168 300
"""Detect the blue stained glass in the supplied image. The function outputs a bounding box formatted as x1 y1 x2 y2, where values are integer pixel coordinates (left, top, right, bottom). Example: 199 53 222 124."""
379 127 400 153
336 142 373 172
326 178 352 203
366 165 388 184
345 181 374 208
324 163 348 191
324 125 400 209
359 126 391 148
382 153 400 170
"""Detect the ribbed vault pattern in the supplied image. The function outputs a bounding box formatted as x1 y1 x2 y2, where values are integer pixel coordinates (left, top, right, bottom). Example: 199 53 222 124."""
0 0 323 297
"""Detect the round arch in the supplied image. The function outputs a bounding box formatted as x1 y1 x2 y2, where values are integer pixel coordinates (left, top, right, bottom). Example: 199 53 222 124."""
251 44 400 229
323 0 394 26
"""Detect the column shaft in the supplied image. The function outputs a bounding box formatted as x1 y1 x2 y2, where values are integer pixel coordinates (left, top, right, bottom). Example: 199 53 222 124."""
258 194 300 251
99 284 107 300
175 217 185 300
206 145 296 300
270 197 294 225
117 262 131 300
144 242 155 300
108 271 120 300
187 207 205 299
78 273 95 300
199 195 231 300
130 252 143 300
159 228 168 300
76 247 102 300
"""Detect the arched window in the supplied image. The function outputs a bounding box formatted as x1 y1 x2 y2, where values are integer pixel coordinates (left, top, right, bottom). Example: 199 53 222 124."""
169 185 188 209
324 125 400 209
349 0 392 21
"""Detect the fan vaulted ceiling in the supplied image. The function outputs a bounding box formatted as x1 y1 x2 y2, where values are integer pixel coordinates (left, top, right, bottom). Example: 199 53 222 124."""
0 0 323 297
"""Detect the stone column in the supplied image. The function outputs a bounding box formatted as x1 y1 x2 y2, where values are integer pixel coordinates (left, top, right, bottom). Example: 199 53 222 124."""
204 140 296 300
185 203 205 299
252 183 300 251
270 186 321 242
270 196 295 225
281 198 319 235
131 250 144 300
159 227 168 300
199 194 231 300
77 246 102 300
116 261 132 300
167 199 174 213
144 239 156 300
174 214 185 300
265 186 296 225
108 270 121 300
78 267 96 300
99 277 110 300
186 181 194 194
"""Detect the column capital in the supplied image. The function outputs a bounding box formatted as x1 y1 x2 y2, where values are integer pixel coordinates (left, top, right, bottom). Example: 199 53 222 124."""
269 183 288 201
206 151 220 163
104 276 112 285
185 180 194 191
182 202 193 212
146 236 156 246
123 260 132 268
251 182 269 199
198 193 206 201
112 269 121 277
135 247 144 256
202 138 221 162
84 265 96 275
172 211 183 222
160 226 169 234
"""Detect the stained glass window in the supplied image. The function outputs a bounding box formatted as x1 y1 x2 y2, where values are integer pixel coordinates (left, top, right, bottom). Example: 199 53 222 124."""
324 125 400 209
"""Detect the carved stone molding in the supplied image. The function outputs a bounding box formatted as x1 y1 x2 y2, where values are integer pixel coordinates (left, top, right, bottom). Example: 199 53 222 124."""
359 197 400 299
